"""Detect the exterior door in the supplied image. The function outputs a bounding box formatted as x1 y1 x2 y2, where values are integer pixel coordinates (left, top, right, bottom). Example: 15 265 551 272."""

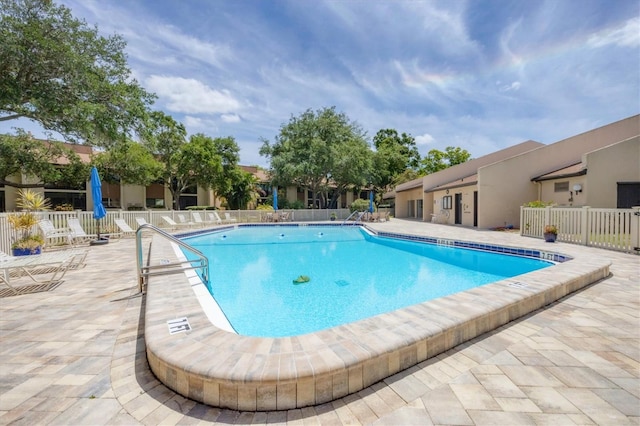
473 191 478 227
617 183 640 208
455 193 462 224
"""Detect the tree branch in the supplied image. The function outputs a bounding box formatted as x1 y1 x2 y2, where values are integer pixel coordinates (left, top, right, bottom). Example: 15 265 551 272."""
0 113 26 122
0 180 46 189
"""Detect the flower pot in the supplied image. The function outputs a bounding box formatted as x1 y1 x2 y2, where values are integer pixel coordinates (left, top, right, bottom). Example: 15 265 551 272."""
12 246 42 256
543 233 557 243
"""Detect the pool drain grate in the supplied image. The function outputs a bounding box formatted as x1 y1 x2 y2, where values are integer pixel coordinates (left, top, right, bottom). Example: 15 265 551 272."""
167 317 191 334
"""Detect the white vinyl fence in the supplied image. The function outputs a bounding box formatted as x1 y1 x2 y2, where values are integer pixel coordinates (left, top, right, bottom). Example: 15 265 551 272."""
0 208 360 254
521 206 640 254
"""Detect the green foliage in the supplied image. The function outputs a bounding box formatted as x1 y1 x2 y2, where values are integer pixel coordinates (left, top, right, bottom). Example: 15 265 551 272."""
288 200 305 210
391 169 421 186
0 0 155 145
371 129 420 194
8 189 49 249
419 146 472 175
142 112 232 210
223 168 259 210
256 204 274 211
524 200 553 208
261 107 371 209
91 140 162 186
0 131 89 188
185 205 215 210
350 199 369 213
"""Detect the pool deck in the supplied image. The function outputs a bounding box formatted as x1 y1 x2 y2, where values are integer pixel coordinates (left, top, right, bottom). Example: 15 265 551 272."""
1 219 638 425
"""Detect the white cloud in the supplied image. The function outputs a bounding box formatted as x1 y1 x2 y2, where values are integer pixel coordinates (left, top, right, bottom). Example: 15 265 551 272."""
146 76 242 114
497 81 521 92
415 133 436 146
221 114 241 123
182 116 219 132
587 17 640 48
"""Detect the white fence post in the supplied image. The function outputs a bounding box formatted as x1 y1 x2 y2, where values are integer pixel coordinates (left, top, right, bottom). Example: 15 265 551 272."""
581 206 590 246
632 206 640 254
544 206 551 229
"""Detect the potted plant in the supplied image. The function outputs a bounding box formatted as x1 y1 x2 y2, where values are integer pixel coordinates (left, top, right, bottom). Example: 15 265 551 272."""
8 189 50 256
543 224 558 242
330 213 337 221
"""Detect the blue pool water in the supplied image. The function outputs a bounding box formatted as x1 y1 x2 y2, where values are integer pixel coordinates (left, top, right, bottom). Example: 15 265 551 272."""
182 226 551 337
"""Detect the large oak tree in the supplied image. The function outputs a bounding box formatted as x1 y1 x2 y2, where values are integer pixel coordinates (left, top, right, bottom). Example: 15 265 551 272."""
0 131 89 189
260 107 371 209
0 0 155 145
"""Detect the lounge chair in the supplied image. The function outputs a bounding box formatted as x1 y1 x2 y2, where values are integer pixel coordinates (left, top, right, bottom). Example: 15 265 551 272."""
207 212 223 225
135 217 148 228
67 218 121 244
37 219 73 247
191 212 214 227
176 214 197 228
224 212 238 223
0 249 88 296
279 211 290 222
161 216 192 229
114 218 136 236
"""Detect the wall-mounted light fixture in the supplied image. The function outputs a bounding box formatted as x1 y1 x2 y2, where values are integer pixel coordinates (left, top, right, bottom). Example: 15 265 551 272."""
572 184 582 193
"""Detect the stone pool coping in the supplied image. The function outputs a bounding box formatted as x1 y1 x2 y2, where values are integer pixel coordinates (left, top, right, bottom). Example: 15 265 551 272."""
144 225 611 411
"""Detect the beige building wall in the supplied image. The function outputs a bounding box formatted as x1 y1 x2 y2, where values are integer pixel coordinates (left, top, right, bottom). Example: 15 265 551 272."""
584 136 640 208
121 184 146 210
538 175 587 207
431 185 478 226
394 140 543 221
478 115 640 228
394 182 423 218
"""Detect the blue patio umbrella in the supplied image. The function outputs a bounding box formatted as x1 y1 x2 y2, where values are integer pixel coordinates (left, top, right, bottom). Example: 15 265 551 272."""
272 186 278 211
369 189 374 213
91 167 107 240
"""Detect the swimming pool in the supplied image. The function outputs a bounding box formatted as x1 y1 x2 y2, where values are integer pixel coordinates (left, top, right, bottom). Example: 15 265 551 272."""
183 226 551 337
144 223 610 411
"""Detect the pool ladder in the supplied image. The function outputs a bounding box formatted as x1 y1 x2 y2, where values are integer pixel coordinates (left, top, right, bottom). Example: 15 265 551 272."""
135 223 209 293
342 211 366 225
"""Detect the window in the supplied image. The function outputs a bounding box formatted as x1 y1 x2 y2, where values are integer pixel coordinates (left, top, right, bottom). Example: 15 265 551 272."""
442 195 452 209
146 198 165 208
554 181 569 192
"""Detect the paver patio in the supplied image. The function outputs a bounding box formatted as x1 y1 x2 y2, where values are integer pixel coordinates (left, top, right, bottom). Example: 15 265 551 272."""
0 219 638 425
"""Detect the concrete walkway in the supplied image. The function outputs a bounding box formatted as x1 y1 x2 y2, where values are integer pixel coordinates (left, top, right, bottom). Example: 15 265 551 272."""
0 220 638 425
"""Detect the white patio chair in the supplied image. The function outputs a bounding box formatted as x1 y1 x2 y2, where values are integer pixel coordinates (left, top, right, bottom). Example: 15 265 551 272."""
114 218 136 237
135 217 148 228
67 218 121 244
224 212 238 223
176 214 197 228
191 212 213 227
161 216 192 229
0 249 88 296
37 219 74 247
207 212 223 225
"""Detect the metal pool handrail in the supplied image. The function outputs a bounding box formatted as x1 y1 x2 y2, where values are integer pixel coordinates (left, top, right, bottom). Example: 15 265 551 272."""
342 211 365 225
135 223 209 293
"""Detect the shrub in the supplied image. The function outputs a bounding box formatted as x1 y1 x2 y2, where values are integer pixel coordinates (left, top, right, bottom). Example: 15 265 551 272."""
350 199 369 213
523 200 553 208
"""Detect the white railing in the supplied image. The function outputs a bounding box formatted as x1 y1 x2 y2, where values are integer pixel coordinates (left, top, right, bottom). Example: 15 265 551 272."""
0 208 355 254
521 206 640 254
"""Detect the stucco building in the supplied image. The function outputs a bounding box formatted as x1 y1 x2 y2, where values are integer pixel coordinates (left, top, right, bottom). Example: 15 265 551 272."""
393 114 640 228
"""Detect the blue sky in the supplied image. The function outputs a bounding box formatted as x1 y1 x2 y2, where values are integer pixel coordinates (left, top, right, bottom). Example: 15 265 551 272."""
4 0 639 167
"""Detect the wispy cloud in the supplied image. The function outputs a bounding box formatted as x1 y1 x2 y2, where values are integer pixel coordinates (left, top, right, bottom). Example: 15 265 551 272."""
1 0 637 167
587 17 640 48
145 76 242 114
